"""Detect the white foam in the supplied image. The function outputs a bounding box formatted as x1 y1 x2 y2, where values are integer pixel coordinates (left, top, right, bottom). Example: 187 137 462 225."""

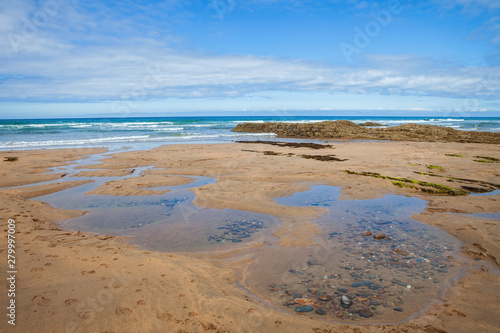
0 132 277 149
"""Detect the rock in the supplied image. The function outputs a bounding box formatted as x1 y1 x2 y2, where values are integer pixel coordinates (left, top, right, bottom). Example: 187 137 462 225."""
315 308 327 315
362 231 372 236
393 307 404 312
373 233 386 240
394 248 408 256
340 295 352 308
295 306 313 313
294 298 316 305
307 259 318 266
359 309 374 318
231 121 500 144
319 295 332 301
352 281 372 287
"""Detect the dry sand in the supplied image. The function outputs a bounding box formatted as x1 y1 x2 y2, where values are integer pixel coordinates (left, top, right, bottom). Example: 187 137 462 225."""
1 142 499 333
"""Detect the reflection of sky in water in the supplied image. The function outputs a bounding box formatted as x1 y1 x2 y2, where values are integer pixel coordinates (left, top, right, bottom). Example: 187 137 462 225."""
35 174 279 252
27 154 466 323
469 190 500 196
458 212 500 220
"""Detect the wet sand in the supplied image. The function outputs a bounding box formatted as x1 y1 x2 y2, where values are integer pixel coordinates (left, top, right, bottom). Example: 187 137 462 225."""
1 142 499 333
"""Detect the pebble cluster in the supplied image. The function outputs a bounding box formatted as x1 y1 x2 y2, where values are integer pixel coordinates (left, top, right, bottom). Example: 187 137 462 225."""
208 218 266 243
266 217 458 321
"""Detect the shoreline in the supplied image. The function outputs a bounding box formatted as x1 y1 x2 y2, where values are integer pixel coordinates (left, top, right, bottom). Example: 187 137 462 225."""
1 141 499 332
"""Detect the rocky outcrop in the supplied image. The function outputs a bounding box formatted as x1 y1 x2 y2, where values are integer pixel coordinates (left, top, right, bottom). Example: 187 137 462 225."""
232 120 500 144
359 121 387 126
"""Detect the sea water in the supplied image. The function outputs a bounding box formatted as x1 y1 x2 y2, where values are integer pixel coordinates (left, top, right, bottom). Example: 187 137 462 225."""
1 116 499 151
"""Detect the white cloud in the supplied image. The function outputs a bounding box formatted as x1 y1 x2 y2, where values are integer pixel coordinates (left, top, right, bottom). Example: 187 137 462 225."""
0 0 499 105
1 44 498 102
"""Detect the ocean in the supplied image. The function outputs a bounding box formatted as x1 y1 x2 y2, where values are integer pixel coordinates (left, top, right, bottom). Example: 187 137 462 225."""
0 116 499 151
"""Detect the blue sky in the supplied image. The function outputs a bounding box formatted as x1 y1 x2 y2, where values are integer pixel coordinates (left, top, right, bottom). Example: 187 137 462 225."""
0 0 499 118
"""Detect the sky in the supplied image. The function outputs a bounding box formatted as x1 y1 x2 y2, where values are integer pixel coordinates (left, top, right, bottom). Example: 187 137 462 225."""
0 0 499 118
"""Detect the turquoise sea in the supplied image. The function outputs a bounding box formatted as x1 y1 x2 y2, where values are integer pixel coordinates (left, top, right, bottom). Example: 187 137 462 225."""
0 116 499 150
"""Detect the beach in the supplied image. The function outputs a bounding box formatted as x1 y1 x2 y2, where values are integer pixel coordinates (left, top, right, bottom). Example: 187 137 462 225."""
3 0 500 330
1 139 499 333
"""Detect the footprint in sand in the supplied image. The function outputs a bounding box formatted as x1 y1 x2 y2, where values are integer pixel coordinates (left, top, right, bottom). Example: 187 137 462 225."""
115 306 133 315
78 310 94 320
156 312 174 322
65 299 78 306
32 295 51 305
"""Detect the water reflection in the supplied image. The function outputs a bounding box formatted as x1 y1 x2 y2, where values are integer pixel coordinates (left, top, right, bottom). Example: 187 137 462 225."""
33 169 463 323
36 175 279 252
242 185 461 323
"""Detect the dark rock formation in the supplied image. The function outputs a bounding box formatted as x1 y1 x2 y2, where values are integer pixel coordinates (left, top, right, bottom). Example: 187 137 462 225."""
232 120 500 144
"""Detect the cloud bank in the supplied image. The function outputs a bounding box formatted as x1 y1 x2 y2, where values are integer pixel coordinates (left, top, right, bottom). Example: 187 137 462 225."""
0 0 499 113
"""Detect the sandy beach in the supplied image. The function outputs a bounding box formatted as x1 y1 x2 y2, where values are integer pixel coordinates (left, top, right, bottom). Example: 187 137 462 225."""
1 141 499 333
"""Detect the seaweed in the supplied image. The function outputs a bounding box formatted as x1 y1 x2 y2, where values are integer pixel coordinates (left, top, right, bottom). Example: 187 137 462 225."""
344 170 468 196
474 160 498 163
4 157 19 162
301 155 346 162
473 156 499 162
236 140 334 149
427 165 444 171
445 154 462 157
413 171 500 193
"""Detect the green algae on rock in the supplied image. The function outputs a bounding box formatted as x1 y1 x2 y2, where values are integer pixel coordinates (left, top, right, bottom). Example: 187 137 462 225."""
344 170 469 196
473 156 500 163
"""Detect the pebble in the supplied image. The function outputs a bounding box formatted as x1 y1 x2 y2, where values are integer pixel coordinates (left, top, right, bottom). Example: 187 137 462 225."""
319 295 332 301
362 231 372 236
316 308 327 315
294 298 316 305
394 248 408 256
352 280 372 287
295 306 313 313
359 310 374 318
340 295 352 308
393 307 404 312
373 233 386 240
